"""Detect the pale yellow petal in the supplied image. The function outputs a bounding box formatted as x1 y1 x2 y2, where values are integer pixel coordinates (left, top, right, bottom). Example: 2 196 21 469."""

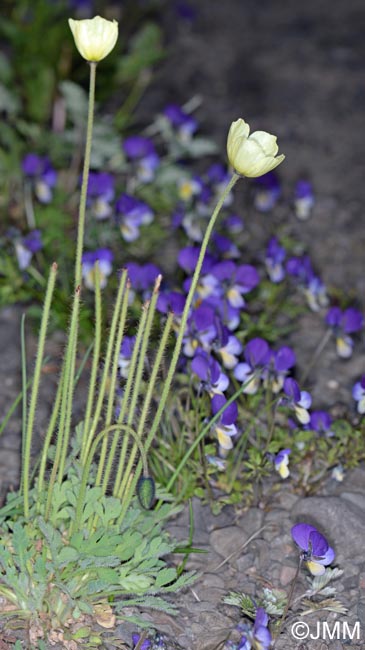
69 16 118 62
226 117 285 178
250 131 279 156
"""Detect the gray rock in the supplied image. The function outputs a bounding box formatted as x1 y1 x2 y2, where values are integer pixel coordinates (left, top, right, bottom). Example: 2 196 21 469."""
342 467 365 491
184 600 218 615
200 572 226 589
209 526 248 562
235 507 264 534
342 575 359 590
236 552 255 572
340 491 365 512
188 610 234 650
194 587 227 604
355 600 365 630
277 490 300 510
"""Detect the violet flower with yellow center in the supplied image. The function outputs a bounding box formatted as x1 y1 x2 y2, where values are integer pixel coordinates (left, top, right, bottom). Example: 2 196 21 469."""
291 523 335 576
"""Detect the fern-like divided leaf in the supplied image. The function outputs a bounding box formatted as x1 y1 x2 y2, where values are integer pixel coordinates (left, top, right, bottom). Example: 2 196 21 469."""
309 567 343 593
223 591 256 619
261 587 287 616
301 598 348 615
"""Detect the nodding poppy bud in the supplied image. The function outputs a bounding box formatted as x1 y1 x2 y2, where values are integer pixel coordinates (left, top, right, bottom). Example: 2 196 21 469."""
68 15 118 62
227 118 285 178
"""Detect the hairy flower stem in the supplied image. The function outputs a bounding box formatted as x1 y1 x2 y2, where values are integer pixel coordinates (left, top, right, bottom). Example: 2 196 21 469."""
22 263 57 518
75 62 96 289
45 287 81 517
57 61 96 466
115 313 174 514
146 174 240 457
83 265 102 438
113 277 161 497
88 273 129 476
20 314 27 494
56 287 81 482
44 62 97 512
37 364 65 503
55 59 96 478
106 304 148 478
81 271 129 465
104 276 130 426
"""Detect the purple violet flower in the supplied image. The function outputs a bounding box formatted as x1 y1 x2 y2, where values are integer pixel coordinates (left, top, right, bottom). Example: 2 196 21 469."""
212 233 239 259
118 336 136 379
123 136 155 159
132 633 151 650
263 345 296 393
183 304 217 357
157 290 186 317
245 338 271 368
217 333 243 369
22 154 43 177
178 175 202 205
204 163 233 207
286 255 314 284
211 394 238 454
15 229 43 270
274 448 291 479
294 180 314 220
282 378 312 424
286 255 328 311
206 162 229 185
22 154 57 204
305 276 329 312
116 193 153 242
81 248 113 290
178 245 215 275
291 523 335 575
123 135 159 183
210 261 260 309
163 104 198 141
253 171 281 212
87 172 115 220
265 236 286 283
234 338 271 395
325 306 363 359
251 608 272 650
236 608 272 650
309 410 333 436
223 214 244 234
125 262 161 300
191 350 229 396
352 375 365 414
